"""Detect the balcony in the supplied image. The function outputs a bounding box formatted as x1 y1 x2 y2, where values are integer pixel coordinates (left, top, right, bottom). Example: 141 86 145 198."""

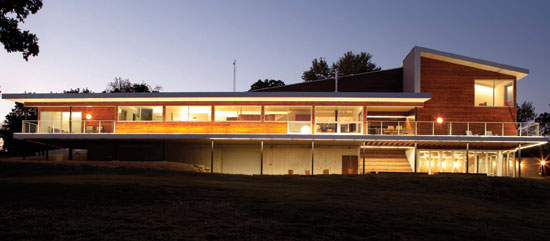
23 120 115 134
21 120 541 137
366 121 540 136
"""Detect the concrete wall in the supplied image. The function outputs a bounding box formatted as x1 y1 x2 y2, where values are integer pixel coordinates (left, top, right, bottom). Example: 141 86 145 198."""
263 144 311 175
313 145 360 175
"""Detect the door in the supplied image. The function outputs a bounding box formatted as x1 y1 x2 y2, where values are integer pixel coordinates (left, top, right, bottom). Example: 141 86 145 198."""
342 155 358 174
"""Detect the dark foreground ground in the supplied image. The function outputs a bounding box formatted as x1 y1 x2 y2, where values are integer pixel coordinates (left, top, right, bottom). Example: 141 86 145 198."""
0 162 549 241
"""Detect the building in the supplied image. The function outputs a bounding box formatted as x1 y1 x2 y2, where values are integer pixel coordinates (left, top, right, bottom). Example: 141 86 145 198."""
2 46 547 177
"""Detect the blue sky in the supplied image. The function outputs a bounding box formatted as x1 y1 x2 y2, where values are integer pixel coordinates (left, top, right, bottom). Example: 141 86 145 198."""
1 0 549 120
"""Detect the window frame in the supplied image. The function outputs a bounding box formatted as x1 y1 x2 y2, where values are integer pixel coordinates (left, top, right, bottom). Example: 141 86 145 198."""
474 79 515 108
117 106 164 122
214 105 262 122
264 105 312 122
165 105 212 122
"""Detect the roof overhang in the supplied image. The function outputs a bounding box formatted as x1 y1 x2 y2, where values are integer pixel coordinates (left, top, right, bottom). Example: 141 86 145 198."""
415 46 529 80
2 92 431 104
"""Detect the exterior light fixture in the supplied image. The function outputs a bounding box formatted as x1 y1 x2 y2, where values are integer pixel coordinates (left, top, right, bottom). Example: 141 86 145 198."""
86 113 92 120
436 117 443 124
541 160 547 166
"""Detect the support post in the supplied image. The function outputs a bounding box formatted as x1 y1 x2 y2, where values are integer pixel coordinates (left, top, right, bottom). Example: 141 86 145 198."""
68 148 73 160
311 141 315 175
413 142 417 173
466 143 469 174
69 106 72 133
260 141 264 175
210 141 214 174
362 141 366 175
518 144 522 178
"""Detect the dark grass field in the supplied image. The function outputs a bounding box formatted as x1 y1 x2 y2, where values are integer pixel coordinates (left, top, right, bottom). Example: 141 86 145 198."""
0 162 549 241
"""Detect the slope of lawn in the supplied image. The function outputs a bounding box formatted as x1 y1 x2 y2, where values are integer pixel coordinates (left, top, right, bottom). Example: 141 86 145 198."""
0 161 549 241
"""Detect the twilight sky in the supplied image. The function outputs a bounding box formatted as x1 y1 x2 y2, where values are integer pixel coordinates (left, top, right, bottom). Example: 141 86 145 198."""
1 0 549 121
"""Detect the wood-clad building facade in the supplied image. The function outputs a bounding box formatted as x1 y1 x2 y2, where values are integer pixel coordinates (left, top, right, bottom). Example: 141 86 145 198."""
3 46 546 177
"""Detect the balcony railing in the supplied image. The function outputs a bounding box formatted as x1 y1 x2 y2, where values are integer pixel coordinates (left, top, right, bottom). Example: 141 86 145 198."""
21 120 541 137
367 121 540 136
22 120 115 134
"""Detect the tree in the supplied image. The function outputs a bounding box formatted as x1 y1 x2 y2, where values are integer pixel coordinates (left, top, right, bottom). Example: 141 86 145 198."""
249 79 285 91
536 103 550 137
333 51 381 76
302 58 332 82
103 77 162 93
301 51 381 82
0 0 43 61
0 103 37 154
517 101 536 122
63 88 92 93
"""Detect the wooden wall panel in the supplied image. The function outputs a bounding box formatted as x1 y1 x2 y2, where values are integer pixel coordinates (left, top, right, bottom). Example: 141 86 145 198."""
115 122 287 134
418 57 517 125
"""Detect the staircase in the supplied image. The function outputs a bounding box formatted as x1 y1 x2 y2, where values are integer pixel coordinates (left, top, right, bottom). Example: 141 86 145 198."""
361 149 413 173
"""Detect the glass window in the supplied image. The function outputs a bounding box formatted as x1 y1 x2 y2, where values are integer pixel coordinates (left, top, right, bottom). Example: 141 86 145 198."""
214 106 261 121
118 106 163 121
315 106 363 134
39 111 82 133
166 106 211 121
495 80 514 106
315 106 362 122
475 80 514 107
264 106 312 122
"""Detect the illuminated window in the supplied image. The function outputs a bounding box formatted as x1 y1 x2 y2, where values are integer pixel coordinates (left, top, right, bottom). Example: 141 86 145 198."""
166 106 211 121
214 106 261 121
118 106 163 121
39 111 82 133
264 106 311 122
315 106 363 133
265 106 312 133
475 80 514 107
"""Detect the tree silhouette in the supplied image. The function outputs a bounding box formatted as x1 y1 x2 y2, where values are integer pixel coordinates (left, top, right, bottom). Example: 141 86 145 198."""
0 0 43 61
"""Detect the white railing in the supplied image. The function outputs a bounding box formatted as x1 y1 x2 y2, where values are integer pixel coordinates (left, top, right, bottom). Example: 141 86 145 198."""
367 121 541 136
287 121 312 134
315 121 362 134
20 120 541 137
22 120 116 134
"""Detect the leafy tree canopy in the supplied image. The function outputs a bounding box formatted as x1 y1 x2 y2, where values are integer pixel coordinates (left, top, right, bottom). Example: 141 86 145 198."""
517 101 536 122
302 51 381 82
0 103 37 154
249 79 285 91
301 58 332 82
0 0 42 61
63 88 92 94
103 77 163 93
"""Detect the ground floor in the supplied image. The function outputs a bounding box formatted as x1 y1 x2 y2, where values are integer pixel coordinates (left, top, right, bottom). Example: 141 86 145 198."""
21 136 546 178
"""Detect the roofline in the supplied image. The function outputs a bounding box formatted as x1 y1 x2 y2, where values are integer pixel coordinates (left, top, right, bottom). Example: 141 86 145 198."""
251 67 403 92
413 46 529 79
2 91 432 104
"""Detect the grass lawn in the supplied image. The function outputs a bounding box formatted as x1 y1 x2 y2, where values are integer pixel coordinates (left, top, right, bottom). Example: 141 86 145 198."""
0 161 549 241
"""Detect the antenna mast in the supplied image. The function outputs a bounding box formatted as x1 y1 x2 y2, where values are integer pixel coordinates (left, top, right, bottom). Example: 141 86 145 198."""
233 59 237 92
